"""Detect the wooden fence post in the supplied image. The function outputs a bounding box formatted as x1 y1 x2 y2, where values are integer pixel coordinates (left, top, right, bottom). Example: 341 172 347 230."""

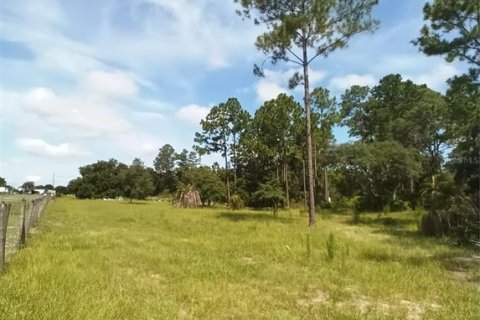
28 200 35 231
0 202 11 272
32 200 38 227
16 199 27 250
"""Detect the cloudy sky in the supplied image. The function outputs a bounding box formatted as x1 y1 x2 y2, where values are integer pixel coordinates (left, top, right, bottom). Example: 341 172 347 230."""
0 0 468 187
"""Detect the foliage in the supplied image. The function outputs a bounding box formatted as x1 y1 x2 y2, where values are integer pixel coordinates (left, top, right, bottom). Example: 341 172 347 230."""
333 141 420 211
413 0 480 72
420 171 479 245
121 158 155 202
230 194 245 210
0 177 6 187
243 93 303 207
54 185 68 196
175 149 200 169
67 159 127 199
413 1 479 245
153 144 178 193
177 166 225 206
154 144 176 174
21 181 35 193
195 98 250 200
444 74 480 195
174 186 202 208
235 0 379 226
66 178 82 196
252 179 285 215
341 74 449 176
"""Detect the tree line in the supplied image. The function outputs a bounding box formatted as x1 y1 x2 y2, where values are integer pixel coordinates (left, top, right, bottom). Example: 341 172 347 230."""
42 0 480 243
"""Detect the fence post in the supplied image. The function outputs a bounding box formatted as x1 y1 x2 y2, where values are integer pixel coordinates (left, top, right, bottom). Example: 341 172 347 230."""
16 199 27 250
32 200 38 227
0 202 11 272
28 200 35 231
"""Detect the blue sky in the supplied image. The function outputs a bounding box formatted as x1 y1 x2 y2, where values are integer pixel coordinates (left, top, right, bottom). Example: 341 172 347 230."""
0 0 468 187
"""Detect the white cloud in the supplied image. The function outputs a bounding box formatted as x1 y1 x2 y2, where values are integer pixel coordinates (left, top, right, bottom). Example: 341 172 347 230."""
176 104 210 125
83 70 138 98
25 175 42 183
407 64 458 92
309 69 327 85
115 132 160 160
105 0 261 70
20 87 133 137
257 67 326 102
257 79 288 102
17 138 87 158
329 74 376 91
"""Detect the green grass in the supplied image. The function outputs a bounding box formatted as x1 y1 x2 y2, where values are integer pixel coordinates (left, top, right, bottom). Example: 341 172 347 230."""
0 198 478 319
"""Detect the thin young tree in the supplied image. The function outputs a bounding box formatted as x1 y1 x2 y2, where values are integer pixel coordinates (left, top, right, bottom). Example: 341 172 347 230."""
194 98 249 202
249 93 303 208
235 0 379 226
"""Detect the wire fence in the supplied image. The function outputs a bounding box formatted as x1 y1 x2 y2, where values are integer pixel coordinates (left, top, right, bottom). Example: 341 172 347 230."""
0 195 52 272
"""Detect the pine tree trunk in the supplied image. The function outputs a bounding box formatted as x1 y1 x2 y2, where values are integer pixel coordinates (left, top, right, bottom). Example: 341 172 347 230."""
324 167 330 203
303 45 316 227
224 147 230 204
284 161 290 208
232 133 237 191
303 159 307 208
313 144 318 187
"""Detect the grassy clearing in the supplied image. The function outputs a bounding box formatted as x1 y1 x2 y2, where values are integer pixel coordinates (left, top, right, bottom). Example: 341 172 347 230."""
0 198 478 319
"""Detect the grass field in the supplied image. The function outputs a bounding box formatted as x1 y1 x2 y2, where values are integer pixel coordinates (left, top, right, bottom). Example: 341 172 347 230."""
0 198 478 319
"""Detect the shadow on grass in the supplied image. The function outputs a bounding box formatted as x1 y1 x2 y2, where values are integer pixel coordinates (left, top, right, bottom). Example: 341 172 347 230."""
355 214 418 228
344 213 424 242
217 211 293 223
353 213 480 276
361 250 431 267
121 201 148 205
434 251 480 272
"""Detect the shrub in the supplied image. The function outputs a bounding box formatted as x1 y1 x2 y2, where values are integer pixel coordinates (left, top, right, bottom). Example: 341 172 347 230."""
387 199 411 212
331 196 361 213
230 194 245 210
419 211 445 237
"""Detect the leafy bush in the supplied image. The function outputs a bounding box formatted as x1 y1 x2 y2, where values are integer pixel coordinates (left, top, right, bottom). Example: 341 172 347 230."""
330 196 360 213
446 192 479 245
386 199 411 212
420 172 480 245
252 180 285 216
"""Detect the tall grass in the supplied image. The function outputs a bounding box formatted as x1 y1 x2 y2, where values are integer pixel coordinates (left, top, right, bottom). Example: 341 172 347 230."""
0 198 478 319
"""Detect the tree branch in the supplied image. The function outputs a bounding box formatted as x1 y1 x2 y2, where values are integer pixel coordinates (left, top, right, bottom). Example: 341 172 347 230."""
286 47 303 64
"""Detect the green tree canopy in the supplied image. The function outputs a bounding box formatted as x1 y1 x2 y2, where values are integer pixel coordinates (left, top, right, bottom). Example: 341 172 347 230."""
21 181 35 192
341 74 448 177
195 98 250 200
153 144 178 193
235 0 379 226
122 158 155 202
74 159 127 199
333 141 420 211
